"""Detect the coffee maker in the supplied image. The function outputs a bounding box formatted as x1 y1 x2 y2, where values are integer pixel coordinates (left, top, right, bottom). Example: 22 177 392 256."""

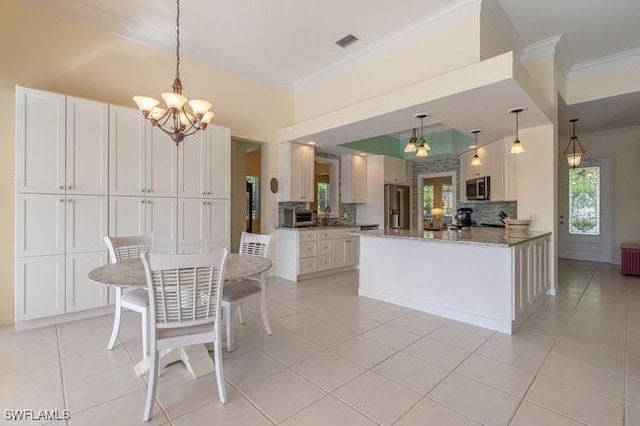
455 208 474 227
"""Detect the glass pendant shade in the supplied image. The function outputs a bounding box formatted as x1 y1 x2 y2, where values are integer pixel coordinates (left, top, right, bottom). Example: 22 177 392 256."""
161 92 188 109
471 154 481 166
201 111 215 124
416 143 428 157
149 107 166 121
133 96 159 113
563 119 585 168
470 130 481 166
404 128 418 153
510 139 524 154
566 152 583 167
188 99 212 115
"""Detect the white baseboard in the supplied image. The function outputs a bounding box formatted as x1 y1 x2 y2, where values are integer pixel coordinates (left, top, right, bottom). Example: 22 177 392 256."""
15 306 114 331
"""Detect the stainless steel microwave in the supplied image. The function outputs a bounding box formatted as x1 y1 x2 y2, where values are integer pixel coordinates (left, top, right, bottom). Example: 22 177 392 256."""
282 209 315 227
466 176 490 201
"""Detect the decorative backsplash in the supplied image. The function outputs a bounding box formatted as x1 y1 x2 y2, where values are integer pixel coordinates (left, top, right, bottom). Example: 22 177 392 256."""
458 201 517 225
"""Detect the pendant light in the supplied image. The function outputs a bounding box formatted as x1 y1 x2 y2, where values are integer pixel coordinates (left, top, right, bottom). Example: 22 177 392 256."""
470 130 481 166
415 113 431 158
509 108 525 154
404 128 418 153
564 118 586 168
133 0 213 144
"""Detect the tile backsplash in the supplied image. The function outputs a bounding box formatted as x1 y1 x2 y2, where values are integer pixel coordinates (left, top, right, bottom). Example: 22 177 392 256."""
458 201 517 225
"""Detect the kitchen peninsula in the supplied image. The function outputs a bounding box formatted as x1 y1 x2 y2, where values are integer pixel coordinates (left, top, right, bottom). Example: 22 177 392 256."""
357 227 552 334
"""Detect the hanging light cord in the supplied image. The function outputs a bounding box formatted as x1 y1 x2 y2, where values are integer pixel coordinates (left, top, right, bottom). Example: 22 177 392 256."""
515 110 519 139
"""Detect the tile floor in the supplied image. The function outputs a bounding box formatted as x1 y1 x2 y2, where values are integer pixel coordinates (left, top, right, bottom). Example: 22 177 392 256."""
1 259 640 425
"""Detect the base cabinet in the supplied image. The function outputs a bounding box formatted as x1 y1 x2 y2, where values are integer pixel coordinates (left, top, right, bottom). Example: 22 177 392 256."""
15 256 66 321
65 252 109 313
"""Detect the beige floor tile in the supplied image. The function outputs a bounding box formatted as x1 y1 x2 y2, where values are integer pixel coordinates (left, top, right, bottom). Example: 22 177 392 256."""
171 391 271 426
0 339 60 375
490 331 555 353
396 397 482 426
0 361 61 400
373 353 448 395
387 313 441 336
65 363 146 413
358 303 409 323
62 346 133 383
280 395 378 426
261 333 325 365
446 320 495 338
403 337 469 370
242 369 326 424
223 345 286 389
363 324 420 350
456 354 535 398
334 371 422 426
428 325 489 352
265 303 298 320
0 385 65 423
510 401 586 426
280 297 326 312
329 313 381 334
540 355 624 400
303 305 350 322
69 388 166 426
59 328 119 359
58 316 112 338
154 369 228 420
627 376 640 406
627 403 640 426
551 340 624 375
293 351 365 391
275 312 325 334
302 323 356 348
475 338 547 373
429 373 520 426
525 375 623 426
332 336 397 368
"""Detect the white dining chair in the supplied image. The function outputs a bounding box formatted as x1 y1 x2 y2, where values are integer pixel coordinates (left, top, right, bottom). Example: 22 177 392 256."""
141 249 228 421
222 232 273 352
103 235 153 358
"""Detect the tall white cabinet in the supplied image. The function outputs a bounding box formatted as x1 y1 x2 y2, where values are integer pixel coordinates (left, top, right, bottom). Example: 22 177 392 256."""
15 86 231 323
277 142 315 202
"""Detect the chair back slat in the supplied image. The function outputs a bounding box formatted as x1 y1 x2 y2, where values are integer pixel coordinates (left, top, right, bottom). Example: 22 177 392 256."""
142 250 228 329
104 235 154 263
239 232 272 258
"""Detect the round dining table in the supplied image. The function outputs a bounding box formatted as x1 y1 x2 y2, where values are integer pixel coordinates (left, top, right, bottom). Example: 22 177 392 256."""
88 253 272 379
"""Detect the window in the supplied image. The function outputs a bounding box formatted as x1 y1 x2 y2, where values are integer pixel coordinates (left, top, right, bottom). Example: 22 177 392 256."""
423 185 434 218
317 182 330 213
569 166 600 235
246 176 260 221
442 184 453 218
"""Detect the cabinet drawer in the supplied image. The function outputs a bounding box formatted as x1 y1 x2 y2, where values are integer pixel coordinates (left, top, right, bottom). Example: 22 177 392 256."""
318 240 332 255
299 257 317 275
298 230 317 242
318 229 334 240
317 254 333 271
299 241 318 258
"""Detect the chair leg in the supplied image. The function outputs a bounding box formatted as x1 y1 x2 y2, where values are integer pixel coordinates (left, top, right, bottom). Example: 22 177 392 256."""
141 309 149 359
213 338 227 404
225 305 234 352
143 348 158 421
237 305 245 325
107 287 122 350
260 279 272 336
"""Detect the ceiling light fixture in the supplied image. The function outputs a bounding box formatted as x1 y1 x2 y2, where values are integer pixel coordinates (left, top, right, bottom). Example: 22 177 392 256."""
404 128 419 154
564 118 586 168
415 114 431 158
307 141 317 145
470 130 481 166
509 108 524 154
133 0 213 145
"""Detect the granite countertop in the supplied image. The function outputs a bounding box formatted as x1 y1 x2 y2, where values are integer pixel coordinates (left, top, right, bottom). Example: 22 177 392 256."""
354 227 551 247
278 224 378 230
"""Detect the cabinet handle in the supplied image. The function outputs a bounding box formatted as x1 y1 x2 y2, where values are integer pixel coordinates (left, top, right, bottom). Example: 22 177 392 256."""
59 199 64 203
147 200 152 204
59 186 64 190
67 198 72 203
141 200 146 204
68 185 72 190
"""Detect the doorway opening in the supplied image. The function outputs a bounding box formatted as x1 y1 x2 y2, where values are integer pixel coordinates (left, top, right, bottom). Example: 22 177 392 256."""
416 172 457 230
231 139 263 253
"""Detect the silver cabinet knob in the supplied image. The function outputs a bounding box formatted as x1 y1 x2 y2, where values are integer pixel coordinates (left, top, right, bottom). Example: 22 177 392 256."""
141 200 145 204
59 185 64 190
68 185 72 189
59 199 64 203
67 198 72 203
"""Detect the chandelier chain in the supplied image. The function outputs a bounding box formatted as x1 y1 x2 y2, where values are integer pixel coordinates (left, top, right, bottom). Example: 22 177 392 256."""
175 0 180 79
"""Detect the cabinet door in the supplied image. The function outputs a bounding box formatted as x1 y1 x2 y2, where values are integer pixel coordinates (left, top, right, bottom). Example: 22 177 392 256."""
146 126 177 197
66 97 109 195
179 132 207 198
109 196 146 237
460 151 472 199
65 251 109 313
205 199 230 251
16 87 66 194
15 255 66 321
66 195 108 254
208 125 231 199
489 141 504 201
300 145 315 201
147 197 178 251
16 194 65 257
109 106 146 196
351 155 367 203
178 198 207 247
331 239 346 269
345 237 359 266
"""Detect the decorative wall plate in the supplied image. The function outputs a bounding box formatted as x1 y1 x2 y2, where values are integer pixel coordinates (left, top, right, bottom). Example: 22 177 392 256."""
270 178 278 194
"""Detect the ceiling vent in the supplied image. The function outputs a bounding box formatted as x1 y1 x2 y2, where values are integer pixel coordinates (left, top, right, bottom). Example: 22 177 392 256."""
335 34 359 48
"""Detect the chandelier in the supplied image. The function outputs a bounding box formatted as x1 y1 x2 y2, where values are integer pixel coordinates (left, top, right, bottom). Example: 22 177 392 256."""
404 113 431 157
564 118 586 168
470 130 481 166
509 108 524 154
132 0 213 144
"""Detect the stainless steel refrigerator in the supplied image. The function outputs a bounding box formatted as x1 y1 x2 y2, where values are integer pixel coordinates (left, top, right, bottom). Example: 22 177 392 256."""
384 184 410 230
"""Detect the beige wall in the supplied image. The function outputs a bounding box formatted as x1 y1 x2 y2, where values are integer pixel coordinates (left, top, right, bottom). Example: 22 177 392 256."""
559 126 640 263
293 15 481 122
0 0 292 325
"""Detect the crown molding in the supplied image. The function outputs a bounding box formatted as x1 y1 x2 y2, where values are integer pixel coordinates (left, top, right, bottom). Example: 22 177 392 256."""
22 0 293 93
569 47 640 79
520 34 572 78
294 0 482 91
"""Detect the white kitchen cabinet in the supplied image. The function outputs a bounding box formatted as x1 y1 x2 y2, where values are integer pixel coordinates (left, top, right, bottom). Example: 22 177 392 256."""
460 138 517 201
65 251 109 313
383 156 409 184
341 155 367 203
66 97 109 195
16 194 66 257
345 236 359 266
502 137 518 201
65 195 108 254
15 255 66 321
109 196 177 251
489 142 505 201
108 196 146 237
16 87 66 194
109 106 177 198
178 198 229 252
179 125 231 199
331 239 346 269
277 142 314 202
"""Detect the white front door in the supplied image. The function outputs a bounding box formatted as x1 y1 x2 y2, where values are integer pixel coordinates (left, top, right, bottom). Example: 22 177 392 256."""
558 158 613 262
